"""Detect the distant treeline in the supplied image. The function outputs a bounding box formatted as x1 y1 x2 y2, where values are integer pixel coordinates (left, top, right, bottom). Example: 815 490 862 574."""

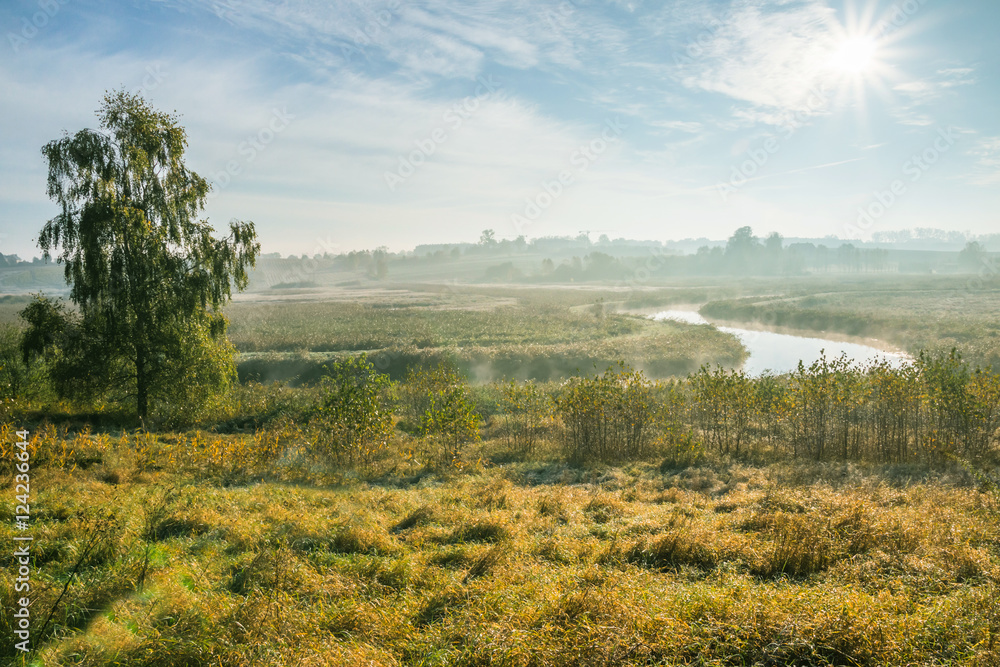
244 227 996 286
482 228 995 281
0 252 55 267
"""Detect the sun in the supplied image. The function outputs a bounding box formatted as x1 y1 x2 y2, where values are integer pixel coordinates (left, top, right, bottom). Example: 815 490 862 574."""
829 35 879 75
817 3 909 117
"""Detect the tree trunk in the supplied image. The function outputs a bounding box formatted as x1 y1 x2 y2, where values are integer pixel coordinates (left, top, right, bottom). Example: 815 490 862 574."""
136 347 148 420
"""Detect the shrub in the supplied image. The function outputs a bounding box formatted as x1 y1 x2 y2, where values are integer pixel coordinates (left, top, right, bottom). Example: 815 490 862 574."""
0 323 36 399
309 354 394 465
557 362 655 463
406 363 481 462
399 362 462 426
497 379 553 456
690 364 755 456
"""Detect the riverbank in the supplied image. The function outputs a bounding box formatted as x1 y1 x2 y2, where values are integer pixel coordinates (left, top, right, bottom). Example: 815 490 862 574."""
648 308 911 376
623 303 909 357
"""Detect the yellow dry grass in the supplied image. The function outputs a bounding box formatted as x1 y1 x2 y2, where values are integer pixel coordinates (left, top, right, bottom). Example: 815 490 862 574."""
2 424 999 666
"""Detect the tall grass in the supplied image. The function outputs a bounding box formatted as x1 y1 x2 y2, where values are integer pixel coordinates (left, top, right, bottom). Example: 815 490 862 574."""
4 430 998 665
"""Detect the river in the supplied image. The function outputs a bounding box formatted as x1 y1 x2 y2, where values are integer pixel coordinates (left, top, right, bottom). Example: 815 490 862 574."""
651 310 911 377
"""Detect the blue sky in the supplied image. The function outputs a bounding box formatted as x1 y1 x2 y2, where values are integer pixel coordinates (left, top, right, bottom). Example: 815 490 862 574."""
1 0 998 258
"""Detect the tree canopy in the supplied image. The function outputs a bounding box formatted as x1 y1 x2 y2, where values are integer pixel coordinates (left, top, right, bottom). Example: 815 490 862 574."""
25 89 260 420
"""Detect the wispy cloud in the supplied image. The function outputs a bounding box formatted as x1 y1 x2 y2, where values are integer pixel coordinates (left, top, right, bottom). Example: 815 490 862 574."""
674 0 838 121
893 67 975 104
159 0 623 84
764 156 866 180
648 120 704 134
966 136 1000 186
891 66 977 127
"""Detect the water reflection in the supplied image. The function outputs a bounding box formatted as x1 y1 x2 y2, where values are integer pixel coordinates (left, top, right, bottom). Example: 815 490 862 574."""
651 310 911 377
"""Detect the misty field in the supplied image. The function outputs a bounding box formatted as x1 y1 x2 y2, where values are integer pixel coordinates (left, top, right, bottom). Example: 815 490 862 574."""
5 0 999 661
3 275 1000 666
223 290 747 384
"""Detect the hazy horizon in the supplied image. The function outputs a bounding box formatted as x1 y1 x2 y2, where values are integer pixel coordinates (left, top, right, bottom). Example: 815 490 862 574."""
2 0 999 260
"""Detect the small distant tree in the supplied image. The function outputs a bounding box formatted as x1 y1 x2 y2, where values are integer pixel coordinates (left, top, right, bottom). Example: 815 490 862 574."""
404 363 480 462
25 89 259 420
479 229 497 246
311 355 394 465
764 232 783 274
557 362 656 463
371 247 389 280
959 241 987 272
764 232 783 254
498 380 553 456
725 226 761 274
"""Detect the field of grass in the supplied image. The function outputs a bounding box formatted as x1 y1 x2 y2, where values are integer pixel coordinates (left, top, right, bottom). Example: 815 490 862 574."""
5 273 1000 665
224 296 747 383
3 422 999 666
12 271 997 386
218 272 1000 386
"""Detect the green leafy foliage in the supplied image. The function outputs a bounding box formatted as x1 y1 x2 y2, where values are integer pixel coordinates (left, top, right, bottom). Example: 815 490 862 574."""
497 380 553 456
19 294 121 401
404 363 481 462
557 362 656 463
309 354 394 465
31 89 259 419
0 322 42 401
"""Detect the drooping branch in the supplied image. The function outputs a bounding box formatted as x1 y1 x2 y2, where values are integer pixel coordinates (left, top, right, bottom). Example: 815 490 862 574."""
33 88 260 419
